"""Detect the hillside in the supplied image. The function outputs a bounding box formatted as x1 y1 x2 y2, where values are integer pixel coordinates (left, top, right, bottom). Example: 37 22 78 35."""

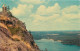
0 15 40 51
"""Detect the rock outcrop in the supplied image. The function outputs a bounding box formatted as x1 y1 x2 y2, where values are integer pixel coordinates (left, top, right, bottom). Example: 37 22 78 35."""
0 15 40 51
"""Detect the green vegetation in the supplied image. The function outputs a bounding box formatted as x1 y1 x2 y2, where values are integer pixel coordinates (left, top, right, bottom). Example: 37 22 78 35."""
7 26 25 38
8 26 22 35
13 38 20 41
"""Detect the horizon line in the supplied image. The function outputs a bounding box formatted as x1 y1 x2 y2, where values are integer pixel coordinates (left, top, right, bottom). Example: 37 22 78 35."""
28 30 80 32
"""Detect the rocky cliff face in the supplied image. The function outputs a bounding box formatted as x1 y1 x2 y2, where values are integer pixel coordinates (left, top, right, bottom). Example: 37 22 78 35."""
0 15 40 51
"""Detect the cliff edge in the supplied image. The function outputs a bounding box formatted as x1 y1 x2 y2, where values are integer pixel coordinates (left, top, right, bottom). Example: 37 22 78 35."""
0 5 40 51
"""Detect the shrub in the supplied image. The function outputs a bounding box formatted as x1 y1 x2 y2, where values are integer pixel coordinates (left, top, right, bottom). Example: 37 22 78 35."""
13 38 20 41
8 26 22 35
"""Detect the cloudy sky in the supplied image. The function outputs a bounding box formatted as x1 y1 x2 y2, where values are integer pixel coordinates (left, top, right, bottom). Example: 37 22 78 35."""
0 0 80 31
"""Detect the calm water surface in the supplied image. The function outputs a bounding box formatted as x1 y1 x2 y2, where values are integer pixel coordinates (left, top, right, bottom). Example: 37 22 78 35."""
35 39 80 51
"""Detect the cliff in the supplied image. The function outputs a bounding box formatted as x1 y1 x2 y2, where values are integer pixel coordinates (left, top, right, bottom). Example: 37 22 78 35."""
0 15 40 51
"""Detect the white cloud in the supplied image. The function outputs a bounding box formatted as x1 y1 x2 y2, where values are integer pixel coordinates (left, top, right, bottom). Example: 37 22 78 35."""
62 5 80 14
31 14 60 23
32 3 80 22
31 3 61 24
31 3 61 23
11 4 33 17
29 3 80 31
36 3 61 15
61 5 80 22
20 0 44 4
11 2 80 31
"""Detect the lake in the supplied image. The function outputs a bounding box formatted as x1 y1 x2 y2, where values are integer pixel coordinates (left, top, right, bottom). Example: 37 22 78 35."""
35 39 80 51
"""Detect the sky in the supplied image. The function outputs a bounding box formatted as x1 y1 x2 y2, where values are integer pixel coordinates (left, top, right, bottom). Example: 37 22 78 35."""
0 0 80 31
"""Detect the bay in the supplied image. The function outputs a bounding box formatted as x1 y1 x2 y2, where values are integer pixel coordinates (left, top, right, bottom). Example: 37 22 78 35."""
35 39 80 51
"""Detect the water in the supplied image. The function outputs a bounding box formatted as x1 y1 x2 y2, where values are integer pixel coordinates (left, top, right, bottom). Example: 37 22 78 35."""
35 39 80 51
32 31 80 51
